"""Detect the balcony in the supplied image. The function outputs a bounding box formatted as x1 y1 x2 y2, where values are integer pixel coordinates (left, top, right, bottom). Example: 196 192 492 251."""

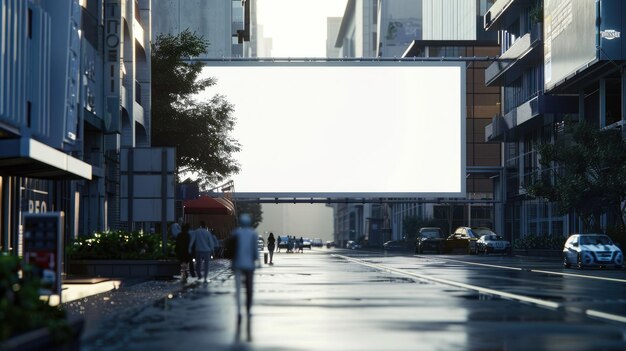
133 100 145 128
133 17 145 50
484 0 533 31
485 23 543 86
485 93 578 142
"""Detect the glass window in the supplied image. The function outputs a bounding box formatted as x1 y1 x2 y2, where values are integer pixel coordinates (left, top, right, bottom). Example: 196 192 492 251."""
480 0 497 15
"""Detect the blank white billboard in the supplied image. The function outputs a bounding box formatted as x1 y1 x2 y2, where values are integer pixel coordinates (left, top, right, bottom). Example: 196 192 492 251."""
201 61 465 198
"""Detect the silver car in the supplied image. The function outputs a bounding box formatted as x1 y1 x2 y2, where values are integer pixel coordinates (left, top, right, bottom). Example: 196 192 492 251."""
563 234 623 269
476 234 511 255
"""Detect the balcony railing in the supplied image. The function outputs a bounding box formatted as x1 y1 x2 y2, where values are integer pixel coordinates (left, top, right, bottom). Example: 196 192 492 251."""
486 23 543 86
484 0 533 31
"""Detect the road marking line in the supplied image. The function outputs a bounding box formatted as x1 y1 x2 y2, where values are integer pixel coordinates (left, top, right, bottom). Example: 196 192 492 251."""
333 254 561 309
586 309 626 324
435 258 523 271
427 257 626 284
530 269 626 283
334 254 626 325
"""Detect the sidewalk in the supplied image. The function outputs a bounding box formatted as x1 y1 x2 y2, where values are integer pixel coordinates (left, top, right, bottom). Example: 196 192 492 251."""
63 259 233 340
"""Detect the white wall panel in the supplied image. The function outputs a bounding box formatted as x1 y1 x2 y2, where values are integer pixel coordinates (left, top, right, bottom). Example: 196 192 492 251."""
422 0 476 40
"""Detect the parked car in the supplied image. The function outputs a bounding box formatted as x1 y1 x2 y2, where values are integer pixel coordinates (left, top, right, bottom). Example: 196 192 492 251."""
302 238 312 250
415 227 445 254
326 241 336 248
475 233 511 255
346 240 360 249
563 234 623 269
311 238 324 247
445 227 483 254
383 240 407 251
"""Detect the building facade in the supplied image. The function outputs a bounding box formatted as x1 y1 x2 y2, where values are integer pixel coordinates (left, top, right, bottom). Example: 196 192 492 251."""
151 0 244 58
326 17 342 58
335 0 378 58
331 0 501 246
484 0 626 241
1 0 156 257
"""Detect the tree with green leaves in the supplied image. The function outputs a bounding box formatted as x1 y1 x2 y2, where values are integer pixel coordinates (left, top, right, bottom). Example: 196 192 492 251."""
527 122 626 232
151 30 240 188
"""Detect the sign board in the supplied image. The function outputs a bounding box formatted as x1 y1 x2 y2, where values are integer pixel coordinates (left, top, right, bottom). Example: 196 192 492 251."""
202 61 466 198
544 0 596 91
23 212 64 297
120 147 176 222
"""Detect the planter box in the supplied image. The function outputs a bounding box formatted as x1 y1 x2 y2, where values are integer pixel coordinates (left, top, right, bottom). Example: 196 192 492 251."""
68 259 179 278
1 317 83 351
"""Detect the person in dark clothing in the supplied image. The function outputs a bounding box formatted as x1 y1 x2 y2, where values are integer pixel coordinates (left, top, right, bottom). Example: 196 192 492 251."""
175 224 192 283
267 233 276 265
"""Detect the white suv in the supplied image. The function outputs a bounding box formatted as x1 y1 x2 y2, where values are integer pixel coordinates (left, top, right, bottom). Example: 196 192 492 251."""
563 234 623 269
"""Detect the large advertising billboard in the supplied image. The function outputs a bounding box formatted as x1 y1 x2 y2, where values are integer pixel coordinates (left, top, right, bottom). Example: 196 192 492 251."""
201 61 465 198
544 0 597 91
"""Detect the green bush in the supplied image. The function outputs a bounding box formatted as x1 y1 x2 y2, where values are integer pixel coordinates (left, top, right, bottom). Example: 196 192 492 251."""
0 255 70 341
67 230 175 260
513 234 567 250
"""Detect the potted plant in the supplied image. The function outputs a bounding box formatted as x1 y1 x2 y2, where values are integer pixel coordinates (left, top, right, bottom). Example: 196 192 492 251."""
0 255 82 351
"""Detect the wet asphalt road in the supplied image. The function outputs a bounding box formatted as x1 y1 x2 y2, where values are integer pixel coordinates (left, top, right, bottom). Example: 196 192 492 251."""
80 249 626 351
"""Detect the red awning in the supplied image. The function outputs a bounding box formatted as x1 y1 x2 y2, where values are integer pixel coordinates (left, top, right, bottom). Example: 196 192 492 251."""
183 196 235 215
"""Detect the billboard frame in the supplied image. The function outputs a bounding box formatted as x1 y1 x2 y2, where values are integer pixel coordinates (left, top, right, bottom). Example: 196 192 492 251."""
203 60 466 199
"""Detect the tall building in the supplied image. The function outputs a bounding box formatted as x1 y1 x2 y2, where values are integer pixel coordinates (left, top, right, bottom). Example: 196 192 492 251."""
255 24 273 58
326 17 343 58
1 0 164 259
335 0 378 58
483 0 626 240
330 0 501 246
151 0 244 58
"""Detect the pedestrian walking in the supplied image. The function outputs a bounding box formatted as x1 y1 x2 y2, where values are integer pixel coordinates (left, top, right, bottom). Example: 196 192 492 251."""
277 235 282 253
175 224 192 283
231 213 260 342
188 228 197 278
210 229 220 258
267 233 276 265
298 237 304 253
189 221 215 284
171 218 182 238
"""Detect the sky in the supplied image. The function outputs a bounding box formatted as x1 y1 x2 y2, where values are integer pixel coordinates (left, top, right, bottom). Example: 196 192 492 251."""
256 0 348 57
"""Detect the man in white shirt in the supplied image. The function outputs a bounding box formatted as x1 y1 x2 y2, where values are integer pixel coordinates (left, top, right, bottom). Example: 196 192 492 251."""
189 221 214 283
171 218 182 238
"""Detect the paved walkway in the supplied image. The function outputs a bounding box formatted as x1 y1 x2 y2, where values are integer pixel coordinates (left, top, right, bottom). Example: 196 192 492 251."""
63 259 233 341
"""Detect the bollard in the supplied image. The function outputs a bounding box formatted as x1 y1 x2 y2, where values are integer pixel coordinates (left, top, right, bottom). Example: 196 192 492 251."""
264 252 268 264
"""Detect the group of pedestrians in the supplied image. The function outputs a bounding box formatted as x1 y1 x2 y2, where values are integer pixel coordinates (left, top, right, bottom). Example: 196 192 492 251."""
277 235 305 253
173 219 219 284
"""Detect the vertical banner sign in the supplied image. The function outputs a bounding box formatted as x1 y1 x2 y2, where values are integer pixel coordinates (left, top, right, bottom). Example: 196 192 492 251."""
64 0 82 144
23 213 64 298
105 0 121 133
